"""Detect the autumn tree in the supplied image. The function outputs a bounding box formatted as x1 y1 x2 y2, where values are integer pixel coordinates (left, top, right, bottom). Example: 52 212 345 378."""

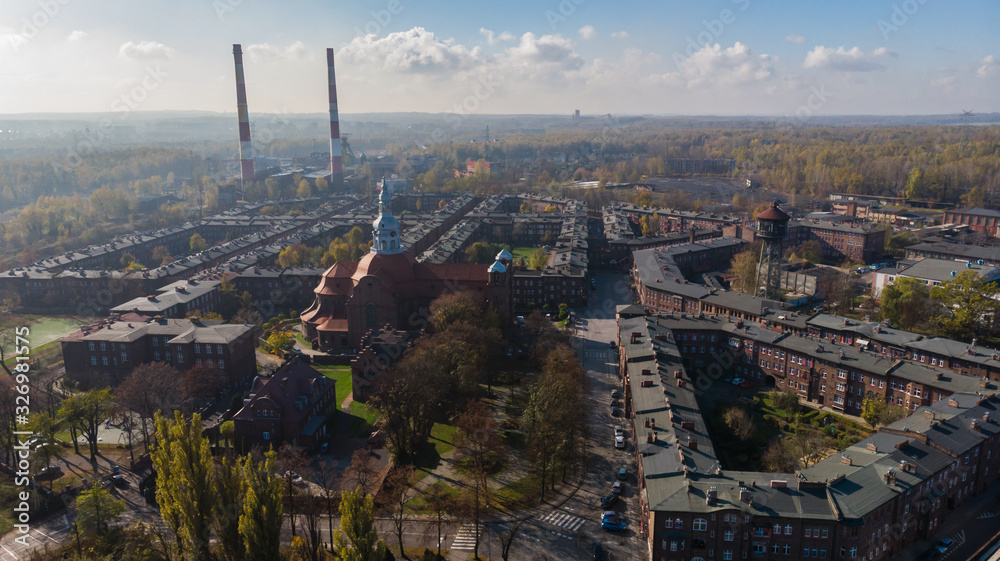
929 270 1000 340
59 388 115 465
728 242 762 295
861 397 887 428
722 406 756 440
153 411 215 561
189 233 207 253
240 450 283 561
344 449 381 497
212 455 246 561
115 362 181 453
881 276 932 331
529 247 549 270
334 488 388 561
454 400 505 560
75 487 125 535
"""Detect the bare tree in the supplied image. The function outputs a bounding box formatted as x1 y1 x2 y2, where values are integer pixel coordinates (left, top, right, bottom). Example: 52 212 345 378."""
344 448 380 496
315 460 341 551
379 465 414 559
425 484 453 559
498 519 524 561
277 445 308 537
723 406 756 441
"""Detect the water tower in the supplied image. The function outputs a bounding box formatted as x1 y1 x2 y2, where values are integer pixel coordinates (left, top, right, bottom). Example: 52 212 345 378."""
754 201 790 299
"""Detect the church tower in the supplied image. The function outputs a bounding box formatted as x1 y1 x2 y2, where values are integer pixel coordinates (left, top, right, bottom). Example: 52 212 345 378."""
372 178 402 255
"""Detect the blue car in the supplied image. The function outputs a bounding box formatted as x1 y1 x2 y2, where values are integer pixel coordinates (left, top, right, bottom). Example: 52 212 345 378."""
601 493 618 509
602 518 627 531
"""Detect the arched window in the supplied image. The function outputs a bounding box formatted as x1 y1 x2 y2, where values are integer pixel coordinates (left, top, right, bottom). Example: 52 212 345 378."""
693 518 708 531
366 304 377 330
381 240 387 250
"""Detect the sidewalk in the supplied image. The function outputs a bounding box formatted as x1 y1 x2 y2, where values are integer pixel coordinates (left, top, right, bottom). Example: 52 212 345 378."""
893 479 1000 561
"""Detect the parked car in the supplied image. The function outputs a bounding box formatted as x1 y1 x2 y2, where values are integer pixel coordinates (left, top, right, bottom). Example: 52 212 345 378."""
112 474 127 488
614 425 623 437
609 341 616 349
593 542 604 560
739 380 754 389
612 481 622 495
615 435 625 449
601 518 627 531
603 510 622 523
37 465 61 478
617 468 627 481
934 537 954 553
601 493 618 508
611 389 620 399
731 377 746 386
611 405 620 417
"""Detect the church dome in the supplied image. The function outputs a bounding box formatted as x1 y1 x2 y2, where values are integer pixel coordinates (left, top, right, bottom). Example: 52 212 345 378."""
351 250 417 285
487 261 507 273
495 248 513 262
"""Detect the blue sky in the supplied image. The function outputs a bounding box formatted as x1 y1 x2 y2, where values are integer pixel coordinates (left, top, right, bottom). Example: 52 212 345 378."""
1 0 998 115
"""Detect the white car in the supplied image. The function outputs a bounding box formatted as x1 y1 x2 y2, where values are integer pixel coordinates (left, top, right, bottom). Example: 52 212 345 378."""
614 425 623 438
731 377 746 386
615 435 625 449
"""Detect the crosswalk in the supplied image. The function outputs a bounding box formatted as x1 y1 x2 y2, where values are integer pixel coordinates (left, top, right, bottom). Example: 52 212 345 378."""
450 523 479 551
586 350 609 358
540 510 586 537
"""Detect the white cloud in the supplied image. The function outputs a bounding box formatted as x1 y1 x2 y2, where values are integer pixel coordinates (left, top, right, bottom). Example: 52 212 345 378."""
245 41 310 63
67 30 87 42
611 31 629 39
479 28 514 45
340 27 482 72
502 32 583 71
978 55 999 78
803 45 894 72
119 40 174 60
578 25 597 40
785 35 805 45
665 42 774 88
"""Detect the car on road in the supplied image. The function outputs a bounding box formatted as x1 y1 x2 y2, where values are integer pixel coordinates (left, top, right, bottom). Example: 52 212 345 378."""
614 425 623 437
617 468 627 481
739 380 754 389
593 542 604 561
615 435 625 449
611 389 620 399
603 510 622 523
601 518 627 532
37 465 61 478
601 493 618 508
731 377 746 386
112 474 127 488
609 340 616 350
934 537 954 553
611 405 620 417
612 481 622 495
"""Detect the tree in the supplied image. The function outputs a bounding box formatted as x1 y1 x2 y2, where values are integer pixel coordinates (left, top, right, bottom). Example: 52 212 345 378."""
498 519 524 561
115 362 181 454
59 388 115 465
344 449 381 497
265 330 294 356
380 465 414 560
153 411 215 561
240 450 283 561
905 167 925 200
213 455 246 561
425 484 453 559
930 270 1000 341
861 397 886 428
152 245 173 265
722 406 756 440
297 179 313 198
771 390 800 414
75 487 125 535
277 445 309 538
181 364 222 405
189 233 207 253
315 176 329 194
334 488 388 561
880 277 931 331
519 201 532 213
728 242 762 295
454 401 504 560
762 438 799 472
529 247 549 270
220 420 235 450
791 240 822 265
879 404 909 426
428 291 491 333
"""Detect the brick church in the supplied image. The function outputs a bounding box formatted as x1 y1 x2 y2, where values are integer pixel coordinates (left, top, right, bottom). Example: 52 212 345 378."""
300 184 513 352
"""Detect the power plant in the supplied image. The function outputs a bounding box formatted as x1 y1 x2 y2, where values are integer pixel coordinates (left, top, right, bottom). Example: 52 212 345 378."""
229 43 348 191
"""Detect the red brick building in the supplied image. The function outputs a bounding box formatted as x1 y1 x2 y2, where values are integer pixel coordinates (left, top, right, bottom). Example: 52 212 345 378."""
231 360 336 451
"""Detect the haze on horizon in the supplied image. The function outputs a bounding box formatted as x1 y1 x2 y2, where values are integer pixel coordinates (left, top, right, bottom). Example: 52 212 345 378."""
1 0 998 117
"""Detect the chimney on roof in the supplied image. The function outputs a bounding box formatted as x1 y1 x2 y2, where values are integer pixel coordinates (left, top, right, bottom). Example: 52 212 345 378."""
840 454 852 466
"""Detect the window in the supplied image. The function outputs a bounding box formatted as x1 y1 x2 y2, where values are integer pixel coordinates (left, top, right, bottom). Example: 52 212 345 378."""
88 342 95 351
194 343 201 354
820 549 826 558
205 345 212 355
262 431 269 441
724 551 734 561
850 547 857 557
90 356 97 366
218 359 225 369
675 519 683 528
753 544 766 556
366 304 377 330
784 545 791 555
670 541 678 552
154 351 161 361
665 519 674 529
771 543 780 554
120 351 127 363
217 344 223 355
693 519 708 531
773 524 781 534
785 525 793 535
165 351 171 361
724 530 734 542
821 528 828 538
804 548 811 557
100 342 106 351
196 358 202 366
101 356 108 366
177 352 184 364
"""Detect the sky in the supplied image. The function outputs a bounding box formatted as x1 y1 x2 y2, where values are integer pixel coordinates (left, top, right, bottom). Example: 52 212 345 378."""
1 0 999 117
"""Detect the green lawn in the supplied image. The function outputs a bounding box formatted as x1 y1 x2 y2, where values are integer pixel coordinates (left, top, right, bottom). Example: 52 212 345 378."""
405 480 460 513
493 473 543 511
316 365 353 406
429 423 459 457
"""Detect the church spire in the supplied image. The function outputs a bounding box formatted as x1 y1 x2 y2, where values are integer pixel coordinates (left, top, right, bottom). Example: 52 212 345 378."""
372 177 402 255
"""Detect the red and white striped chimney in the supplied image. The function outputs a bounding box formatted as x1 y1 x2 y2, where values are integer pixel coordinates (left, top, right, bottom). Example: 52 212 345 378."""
327 47 344 188
233 44 255 185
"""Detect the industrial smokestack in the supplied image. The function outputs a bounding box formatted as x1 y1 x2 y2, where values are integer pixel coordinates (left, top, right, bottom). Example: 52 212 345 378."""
327 47 344 189
233 44 255 185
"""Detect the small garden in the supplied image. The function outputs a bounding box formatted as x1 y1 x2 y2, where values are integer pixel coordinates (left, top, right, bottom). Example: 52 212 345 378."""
706 390 875 472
